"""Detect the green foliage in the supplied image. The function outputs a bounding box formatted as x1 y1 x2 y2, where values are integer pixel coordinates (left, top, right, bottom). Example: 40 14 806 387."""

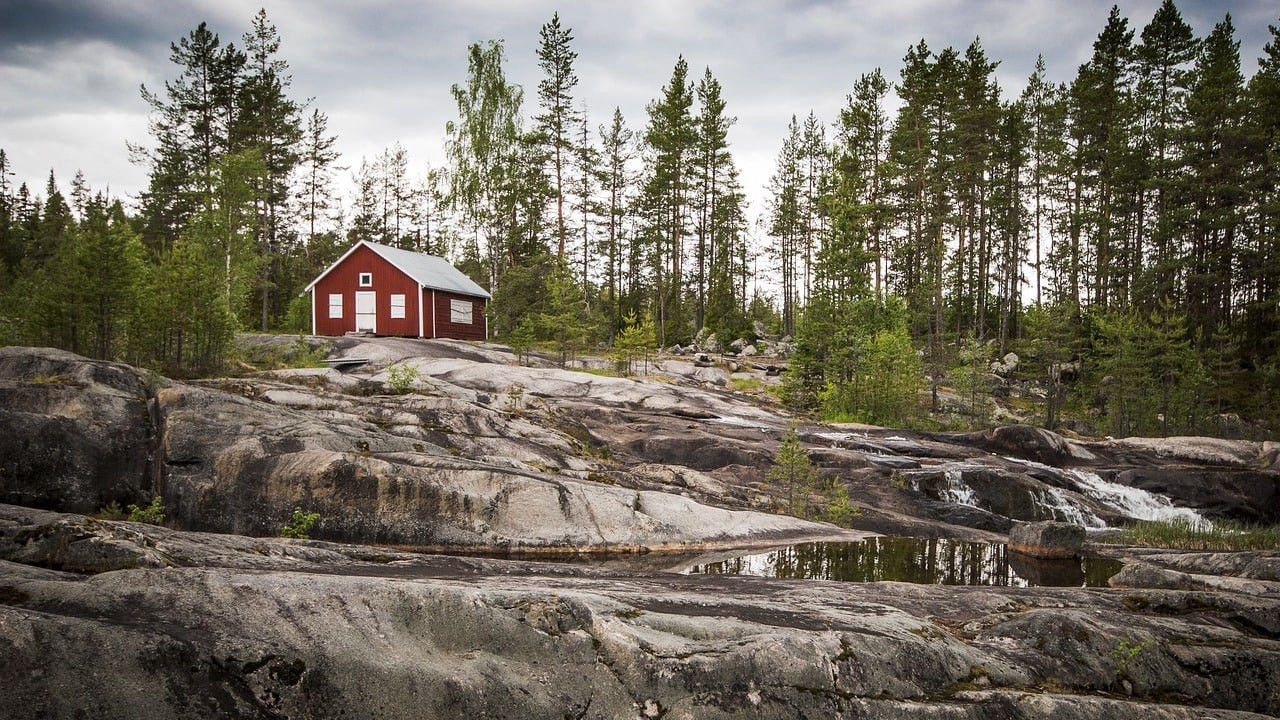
821 479 860 527
1109 639 1152 677
282 294 312 334
1090 307 1205 436
1016 303 1084 429
507 317 537 366
127 497 166 525
386 364 419 394
948 336 993 424
768 426 820 519
610 310 656 375
538 260 593 366
280 508 321 539
787 296 922 427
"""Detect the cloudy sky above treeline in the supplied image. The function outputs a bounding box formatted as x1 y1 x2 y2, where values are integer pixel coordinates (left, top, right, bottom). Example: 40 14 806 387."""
2 0 1276 224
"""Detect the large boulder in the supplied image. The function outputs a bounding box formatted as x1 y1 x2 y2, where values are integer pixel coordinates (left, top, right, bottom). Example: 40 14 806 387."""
990 352 1020 377
1008 521 1084 559
1112 467 1280 524
0 347 157 513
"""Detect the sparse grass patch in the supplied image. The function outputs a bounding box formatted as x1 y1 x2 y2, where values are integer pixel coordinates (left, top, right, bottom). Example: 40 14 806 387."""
729 376 763 393
571 366 620 378
26 373 72 385
1098 518 1280 551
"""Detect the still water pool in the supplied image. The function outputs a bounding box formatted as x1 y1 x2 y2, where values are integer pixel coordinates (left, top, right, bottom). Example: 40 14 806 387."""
680 537 1122 588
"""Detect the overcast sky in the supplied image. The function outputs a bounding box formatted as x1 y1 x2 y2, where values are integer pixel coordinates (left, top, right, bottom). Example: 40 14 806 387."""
2 0 1276 225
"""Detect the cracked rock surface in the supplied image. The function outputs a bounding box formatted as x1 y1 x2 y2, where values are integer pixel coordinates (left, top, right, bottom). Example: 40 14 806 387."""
1 505 1277 719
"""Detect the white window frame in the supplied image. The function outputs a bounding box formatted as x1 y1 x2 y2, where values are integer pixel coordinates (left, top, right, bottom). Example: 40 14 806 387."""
328 293 343 319
390 293 406 319
450 298 473 325
358 272 373 287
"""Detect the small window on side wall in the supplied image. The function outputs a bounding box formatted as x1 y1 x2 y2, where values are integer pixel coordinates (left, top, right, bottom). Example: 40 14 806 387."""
358 272 373 287
328 293 343 318
450 298 473 324
390 294 406 319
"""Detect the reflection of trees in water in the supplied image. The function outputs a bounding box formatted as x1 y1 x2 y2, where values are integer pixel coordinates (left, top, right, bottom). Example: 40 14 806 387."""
690 538 1122 587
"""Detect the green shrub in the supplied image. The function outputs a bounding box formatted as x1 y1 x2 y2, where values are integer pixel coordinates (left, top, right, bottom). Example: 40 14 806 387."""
280 508 321 539
127 497 166 525
822 479 860 526
769 426 820 519
386 364 419 394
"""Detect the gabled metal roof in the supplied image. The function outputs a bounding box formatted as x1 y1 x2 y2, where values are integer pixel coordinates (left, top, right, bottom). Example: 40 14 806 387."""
305 240 492 299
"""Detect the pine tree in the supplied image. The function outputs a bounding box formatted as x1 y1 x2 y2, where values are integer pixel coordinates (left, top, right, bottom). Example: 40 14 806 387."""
1242 21 1280 364
692 68 741 333
826 69 888 303
768 118 804 337
598 107 635 337
236 9 302 329
1182 15 1245 342
1020 56 1066 307
1134 0 1198 303
534 13 581 260
768 426 820 519
133 21 244 251
639 57 696 346
298 108 341 272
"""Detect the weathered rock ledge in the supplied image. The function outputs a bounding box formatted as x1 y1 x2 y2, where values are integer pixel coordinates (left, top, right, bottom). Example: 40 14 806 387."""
1 505 1278 719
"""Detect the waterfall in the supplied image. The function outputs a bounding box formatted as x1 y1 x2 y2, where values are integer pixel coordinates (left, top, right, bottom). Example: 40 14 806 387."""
1002 455 1207 528
1038 486 1106 528
939 468 980 508
1066 469 1207 525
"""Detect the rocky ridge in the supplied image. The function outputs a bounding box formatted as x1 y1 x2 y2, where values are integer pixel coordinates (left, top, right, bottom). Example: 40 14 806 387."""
1 337 1278 718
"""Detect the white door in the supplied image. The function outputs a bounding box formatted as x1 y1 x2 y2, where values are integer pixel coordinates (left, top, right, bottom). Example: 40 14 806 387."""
355 291 377 332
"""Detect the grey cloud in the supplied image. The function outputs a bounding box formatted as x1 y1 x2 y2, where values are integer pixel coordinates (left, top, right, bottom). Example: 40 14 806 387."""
1 0 1276 217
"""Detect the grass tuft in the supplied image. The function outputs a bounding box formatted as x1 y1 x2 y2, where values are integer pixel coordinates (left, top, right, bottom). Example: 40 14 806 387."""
1099 518 1280 551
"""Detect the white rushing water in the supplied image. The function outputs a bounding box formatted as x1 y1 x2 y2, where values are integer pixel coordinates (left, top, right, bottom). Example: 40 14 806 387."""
1002 456 1206 527
939 467 981 507
1066 469 1207 525
1038 486 1106 528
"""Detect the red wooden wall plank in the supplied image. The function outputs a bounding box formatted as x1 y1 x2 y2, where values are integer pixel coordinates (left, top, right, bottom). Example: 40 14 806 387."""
312 245 419 337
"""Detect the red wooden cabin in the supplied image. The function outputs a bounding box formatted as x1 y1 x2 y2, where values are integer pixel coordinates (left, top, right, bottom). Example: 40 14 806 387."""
305 241 490 340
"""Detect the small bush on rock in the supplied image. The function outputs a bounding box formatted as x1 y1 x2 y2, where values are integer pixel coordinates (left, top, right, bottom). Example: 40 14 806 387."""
822 479 860 526
127 497 165 525
386 365 419 394
769 426 820 519
281 508 321 539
